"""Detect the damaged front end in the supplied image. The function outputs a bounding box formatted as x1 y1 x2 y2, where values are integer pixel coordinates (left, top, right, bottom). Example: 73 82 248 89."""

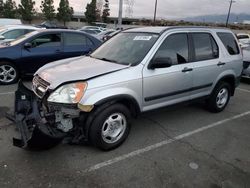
12 81 85 150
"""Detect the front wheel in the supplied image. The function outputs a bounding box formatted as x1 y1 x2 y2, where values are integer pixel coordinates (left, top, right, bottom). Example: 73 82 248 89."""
89 103 131 150
206 82 231 113
0 62 19 85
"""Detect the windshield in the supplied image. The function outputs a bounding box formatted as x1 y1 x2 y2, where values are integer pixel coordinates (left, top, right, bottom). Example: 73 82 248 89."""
8 31 39 46
91 32 159 66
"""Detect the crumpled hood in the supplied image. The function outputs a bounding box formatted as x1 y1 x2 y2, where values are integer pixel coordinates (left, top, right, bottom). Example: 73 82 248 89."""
36 56 128 89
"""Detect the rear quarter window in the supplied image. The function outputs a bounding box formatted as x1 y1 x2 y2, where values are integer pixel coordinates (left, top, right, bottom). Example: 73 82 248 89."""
217 32 240 55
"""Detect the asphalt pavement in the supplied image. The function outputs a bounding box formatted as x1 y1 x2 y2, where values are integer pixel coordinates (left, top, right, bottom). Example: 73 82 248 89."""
0 80 250 188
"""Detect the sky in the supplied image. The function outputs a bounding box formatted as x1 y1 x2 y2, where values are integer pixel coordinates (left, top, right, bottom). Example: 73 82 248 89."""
13 0 250 20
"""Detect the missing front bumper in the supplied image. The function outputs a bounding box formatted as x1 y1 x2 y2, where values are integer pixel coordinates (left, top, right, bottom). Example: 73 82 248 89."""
12 81 65 149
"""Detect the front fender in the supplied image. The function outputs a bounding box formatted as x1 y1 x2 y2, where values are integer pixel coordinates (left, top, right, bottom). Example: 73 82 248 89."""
79 87 142 111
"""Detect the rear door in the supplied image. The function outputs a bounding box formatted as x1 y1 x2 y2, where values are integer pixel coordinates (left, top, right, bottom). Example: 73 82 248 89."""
190 32 221 98
142 33 193 111
62 32 94 58
21 32 63 73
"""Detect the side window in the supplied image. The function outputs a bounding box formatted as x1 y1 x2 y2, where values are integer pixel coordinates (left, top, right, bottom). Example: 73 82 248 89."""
3 29 24 39
217 32 240 55
154 33 189 65
30 34 61 48
64 33 87 46
24 29 35 34
192 33 218 61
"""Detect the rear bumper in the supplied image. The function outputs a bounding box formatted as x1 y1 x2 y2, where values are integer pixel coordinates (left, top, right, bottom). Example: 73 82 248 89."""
12 81 65 149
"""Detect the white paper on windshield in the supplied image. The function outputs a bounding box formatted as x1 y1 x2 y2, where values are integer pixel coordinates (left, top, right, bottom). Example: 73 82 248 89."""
133 36 152 41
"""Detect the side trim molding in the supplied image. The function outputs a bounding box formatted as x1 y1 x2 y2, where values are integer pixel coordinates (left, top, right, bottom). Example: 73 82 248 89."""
145 83 213 102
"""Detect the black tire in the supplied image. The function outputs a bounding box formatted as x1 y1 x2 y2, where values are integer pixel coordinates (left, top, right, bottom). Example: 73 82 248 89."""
0 61 19 85
89 103 131 151
206 82 231 113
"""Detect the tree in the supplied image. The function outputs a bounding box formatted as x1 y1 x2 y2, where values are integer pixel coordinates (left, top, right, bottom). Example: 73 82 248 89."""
2 0 17 18
40 0 55 21
102 0 110 23
18 0 36 23
0 0 4 17
57 0 73 26
96 0 103 21
85 0 97 24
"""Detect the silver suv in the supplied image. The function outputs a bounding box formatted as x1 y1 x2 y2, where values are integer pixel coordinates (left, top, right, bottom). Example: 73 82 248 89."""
13 27 243 150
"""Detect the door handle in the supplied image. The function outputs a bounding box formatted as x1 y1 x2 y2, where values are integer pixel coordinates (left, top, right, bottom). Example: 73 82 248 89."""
182 67 193 73
55 49 62 53
217 62 226 66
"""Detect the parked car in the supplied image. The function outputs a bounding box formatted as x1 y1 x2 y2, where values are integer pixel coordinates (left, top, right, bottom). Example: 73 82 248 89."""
92 22 107 28
0 29 101 84
37 21 67 29
0 25 41 44
81 26 106 33
237 33 250 46
103 29 122 41
242 46 250 78
78 29 99 36
0 18 22 26
12 27 243 150
96 29 115 41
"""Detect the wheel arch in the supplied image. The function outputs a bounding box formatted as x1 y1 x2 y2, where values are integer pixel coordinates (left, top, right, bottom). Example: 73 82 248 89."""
94 94 141 117
81 94 141 142
0 58 17 66
214 74 236 96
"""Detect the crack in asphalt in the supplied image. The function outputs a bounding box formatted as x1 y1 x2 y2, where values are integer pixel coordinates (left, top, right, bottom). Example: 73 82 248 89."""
143 116 250 179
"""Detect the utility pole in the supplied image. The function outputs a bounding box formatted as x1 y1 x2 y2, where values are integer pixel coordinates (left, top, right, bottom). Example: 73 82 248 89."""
226 0 236 27
118 0 123 29
153 0 158 23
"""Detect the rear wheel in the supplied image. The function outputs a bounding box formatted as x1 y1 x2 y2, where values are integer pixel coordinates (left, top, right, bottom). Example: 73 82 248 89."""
0 62 19 85
89 103 131 150
206 82 231 113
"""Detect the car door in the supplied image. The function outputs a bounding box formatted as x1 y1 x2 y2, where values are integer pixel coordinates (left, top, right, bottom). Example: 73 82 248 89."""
21 32 63 74
62 32 93 58
190 32 221 98
142 33 193 111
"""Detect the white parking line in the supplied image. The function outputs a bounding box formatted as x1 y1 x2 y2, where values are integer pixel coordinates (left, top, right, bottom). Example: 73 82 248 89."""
83 111 250 173
237 88 250 93
0 91 14 96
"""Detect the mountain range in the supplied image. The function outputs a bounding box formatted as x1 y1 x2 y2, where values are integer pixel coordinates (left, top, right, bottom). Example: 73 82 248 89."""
184 13 250 23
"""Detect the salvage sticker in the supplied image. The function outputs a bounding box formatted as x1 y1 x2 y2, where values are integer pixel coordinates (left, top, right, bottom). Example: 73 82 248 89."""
133 36 152 41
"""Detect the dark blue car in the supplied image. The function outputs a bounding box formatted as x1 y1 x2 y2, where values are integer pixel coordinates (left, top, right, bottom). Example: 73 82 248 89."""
0 29 102 84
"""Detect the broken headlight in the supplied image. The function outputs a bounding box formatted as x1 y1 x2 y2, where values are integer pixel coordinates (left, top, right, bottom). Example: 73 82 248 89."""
47 82 87 104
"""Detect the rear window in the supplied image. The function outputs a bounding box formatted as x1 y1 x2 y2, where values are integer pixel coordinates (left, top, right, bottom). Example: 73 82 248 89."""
217 32 240 55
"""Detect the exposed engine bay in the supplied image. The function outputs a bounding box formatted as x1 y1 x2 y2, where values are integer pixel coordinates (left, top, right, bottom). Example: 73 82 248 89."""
11 81 87 150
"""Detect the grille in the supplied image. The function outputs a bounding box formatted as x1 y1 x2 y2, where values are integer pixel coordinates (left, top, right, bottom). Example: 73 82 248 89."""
32 75 50 98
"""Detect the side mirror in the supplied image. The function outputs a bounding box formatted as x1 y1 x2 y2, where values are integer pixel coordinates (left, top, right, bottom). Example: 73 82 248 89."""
0 35 5 40
24 42 32 49
148 57 173 69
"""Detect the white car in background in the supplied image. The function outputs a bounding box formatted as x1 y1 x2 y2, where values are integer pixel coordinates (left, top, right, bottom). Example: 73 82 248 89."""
80 26 106 34
0 18 22 26
96 29 116 41
242 46 250 78
237 33 250 46
0 25 41 44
